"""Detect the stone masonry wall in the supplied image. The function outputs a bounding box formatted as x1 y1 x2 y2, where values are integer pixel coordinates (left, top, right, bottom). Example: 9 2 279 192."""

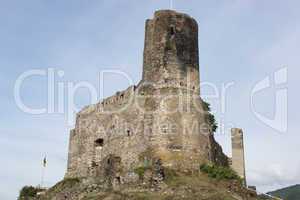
65 10 228 181
231 128 246 185
142 10 200 93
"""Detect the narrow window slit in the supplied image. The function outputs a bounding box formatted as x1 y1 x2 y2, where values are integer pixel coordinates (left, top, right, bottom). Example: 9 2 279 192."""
170 26 175 36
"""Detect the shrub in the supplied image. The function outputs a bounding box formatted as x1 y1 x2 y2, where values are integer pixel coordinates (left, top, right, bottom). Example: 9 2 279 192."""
202 101 211 112
200 163 242 182
202 100 218 133
164 167 178 182
134 166 152 179
207 113 218 133
18 186 41 200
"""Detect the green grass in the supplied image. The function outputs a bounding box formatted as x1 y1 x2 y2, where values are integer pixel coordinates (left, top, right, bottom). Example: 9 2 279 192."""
200 163 242 182
47 177 81 193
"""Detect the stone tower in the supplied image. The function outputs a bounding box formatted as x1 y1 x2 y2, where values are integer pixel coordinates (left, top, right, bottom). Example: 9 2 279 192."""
138 10 227 169
65 10 228 180
231 128 246 185
142 10 200 93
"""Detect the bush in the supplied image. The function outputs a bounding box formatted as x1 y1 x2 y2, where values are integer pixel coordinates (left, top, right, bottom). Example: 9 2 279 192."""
202 100 218 133
19 186 41 200
134 166 152 179
202 101 211 112
200 163 242 182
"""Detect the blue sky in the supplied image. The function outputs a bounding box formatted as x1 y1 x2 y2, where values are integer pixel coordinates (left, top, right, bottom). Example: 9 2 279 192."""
1 0 299 199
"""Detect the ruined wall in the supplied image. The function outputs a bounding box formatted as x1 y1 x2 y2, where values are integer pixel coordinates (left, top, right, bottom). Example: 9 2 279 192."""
66 10 228 180
66 129 78 178
66 86 149 178
231 128 246 185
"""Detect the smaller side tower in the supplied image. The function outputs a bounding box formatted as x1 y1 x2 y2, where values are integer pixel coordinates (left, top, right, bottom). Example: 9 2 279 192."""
231 128 246 185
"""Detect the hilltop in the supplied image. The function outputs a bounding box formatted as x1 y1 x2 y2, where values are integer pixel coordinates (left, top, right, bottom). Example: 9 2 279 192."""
19 166 266 200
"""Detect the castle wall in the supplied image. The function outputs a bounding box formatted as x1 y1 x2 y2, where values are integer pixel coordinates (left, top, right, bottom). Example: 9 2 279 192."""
65 10 228 180
66 83 228 178
66 86 149 178
146 86 210 169
66 129 79 177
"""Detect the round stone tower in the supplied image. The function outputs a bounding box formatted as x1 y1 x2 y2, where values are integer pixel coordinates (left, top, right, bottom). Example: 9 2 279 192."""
142 10 200 93
138 10 228 171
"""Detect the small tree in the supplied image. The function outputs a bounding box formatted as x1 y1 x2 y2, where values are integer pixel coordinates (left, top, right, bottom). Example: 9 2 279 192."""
202 100 218 133
18 186 39 200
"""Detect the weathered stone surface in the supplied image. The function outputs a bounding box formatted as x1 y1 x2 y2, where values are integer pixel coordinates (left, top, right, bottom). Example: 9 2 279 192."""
65 10 228 182
231 128 246 185
36 172 263 200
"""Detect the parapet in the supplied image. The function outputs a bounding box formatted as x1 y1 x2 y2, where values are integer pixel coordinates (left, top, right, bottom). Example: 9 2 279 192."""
77 85 136 116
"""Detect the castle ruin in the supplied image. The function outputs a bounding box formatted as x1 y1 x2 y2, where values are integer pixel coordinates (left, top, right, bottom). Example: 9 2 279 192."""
65 10 230 183
231 128 247 185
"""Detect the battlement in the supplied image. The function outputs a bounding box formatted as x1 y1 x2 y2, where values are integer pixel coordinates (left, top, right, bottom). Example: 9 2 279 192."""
78 80 201 118
99 86 136 108
78 86 136 116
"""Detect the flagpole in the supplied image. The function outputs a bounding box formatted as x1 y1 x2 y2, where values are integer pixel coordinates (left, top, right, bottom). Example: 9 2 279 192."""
41 165 45 188
41 156 46 188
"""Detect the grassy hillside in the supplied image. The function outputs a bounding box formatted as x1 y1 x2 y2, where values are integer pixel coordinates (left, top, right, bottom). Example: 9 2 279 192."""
19 167 263 200
268 184 300 200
